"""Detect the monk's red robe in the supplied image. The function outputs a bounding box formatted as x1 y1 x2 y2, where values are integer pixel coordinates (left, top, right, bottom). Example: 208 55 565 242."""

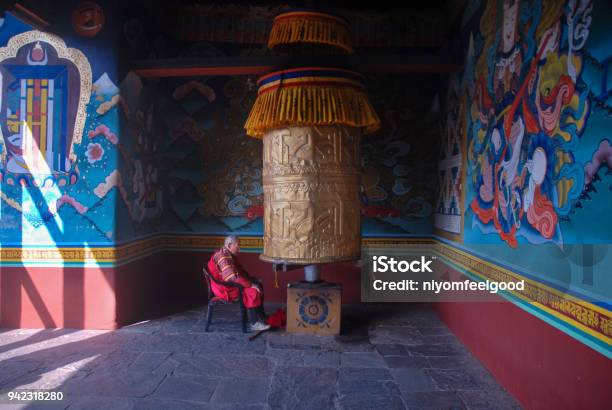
207 247 262 308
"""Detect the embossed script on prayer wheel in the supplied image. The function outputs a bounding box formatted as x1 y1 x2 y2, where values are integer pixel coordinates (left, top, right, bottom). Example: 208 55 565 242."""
244 67 380 266
261 125 362 264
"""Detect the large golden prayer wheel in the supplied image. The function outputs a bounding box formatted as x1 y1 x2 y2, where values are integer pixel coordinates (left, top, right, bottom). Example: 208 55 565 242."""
245 67 379 264
261 125 361 264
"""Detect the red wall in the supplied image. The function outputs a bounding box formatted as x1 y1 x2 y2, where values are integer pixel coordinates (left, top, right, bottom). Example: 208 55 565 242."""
114 251 207 327
227 251 363 304
0 250 362 330
139 250 362 306
0 265 117 329
435 263 612 410
113 250 361 326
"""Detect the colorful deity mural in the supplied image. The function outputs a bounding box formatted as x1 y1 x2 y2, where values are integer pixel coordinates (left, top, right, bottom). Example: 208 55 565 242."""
0 31 90 180
461 0 606 247
435 0 612 359
444 0 612 319
0 24 122 244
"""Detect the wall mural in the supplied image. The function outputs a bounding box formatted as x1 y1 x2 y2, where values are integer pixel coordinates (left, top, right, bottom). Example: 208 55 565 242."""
361 76 439 235
116 72 163 239
445 0 612 357
435 77 464 235
0 28 122 244
461 0 611 247
72 1 105 38
113 74 262 241
0 31 91 179
164 76 262 236
128 74 440 238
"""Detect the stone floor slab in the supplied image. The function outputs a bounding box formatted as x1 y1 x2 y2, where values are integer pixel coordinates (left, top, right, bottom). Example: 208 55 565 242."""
62 370 167 398
210 377 270 404
426 369 481 391
402 391 466 409
153 373 218 402
369 326 423 345
427 356 475 369
407 343 468 357
338 379 405 410
268 366 337 410
341 352 386 368
338 367 394 383
303 351 340 368
67 396 138 409
174 354 274 379
391 368 439 393
457 389 521 409
265 348 304 366
128 352 171 373
375 343 410 356
384 355 430 369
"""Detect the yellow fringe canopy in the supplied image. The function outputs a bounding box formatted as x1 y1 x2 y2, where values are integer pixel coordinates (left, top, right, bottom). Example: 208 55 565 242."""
268 10 353 54
244 67 381 138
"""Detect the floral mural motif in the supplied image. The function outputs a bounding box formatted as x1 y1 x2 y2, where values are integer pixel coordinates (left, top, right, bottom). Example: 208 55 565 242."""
88 124 118 144
467 0 593 247
85 142 104 163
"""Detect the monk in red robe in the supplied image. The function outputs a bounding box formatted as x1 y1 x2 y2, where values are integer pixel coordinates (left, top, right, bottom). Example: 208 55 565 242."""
206 235 269 331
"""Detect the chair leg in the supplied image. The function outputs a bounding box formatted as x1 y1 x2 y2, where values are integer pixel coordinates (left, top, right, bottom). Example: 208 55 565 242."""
205 303 214 332
240 302 247 333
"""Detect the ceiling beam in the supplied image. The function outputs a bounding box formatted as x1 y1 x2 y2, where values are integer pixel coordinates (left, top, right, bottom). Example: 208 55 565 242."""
131 53 460 77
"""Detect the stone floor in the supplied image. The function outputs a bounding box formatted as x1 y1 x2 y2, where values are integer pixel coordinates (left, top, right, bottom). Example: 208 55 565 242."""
0 304 520 409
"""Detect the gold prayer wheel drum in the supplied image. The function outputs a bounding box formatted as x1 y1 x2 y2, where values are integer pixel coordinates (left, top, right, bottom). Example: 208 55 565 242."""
244 67 380 264
261 125 362 264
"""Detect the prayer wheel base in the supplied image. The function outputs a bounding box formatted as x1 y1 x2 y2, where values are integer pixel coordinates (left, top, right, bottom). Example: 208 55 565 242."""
259 254 360 265
286 281 341 335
